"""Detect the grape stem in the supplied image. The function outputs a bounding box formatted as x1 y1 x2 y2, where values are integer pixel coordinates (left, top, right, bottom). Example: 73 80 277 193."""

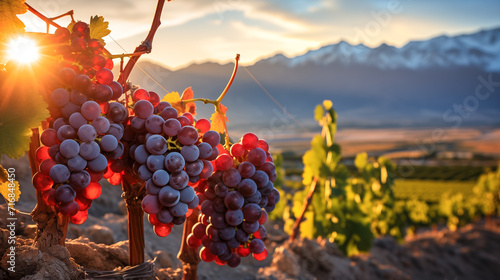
117 0 169 91
25 3 73 31
182 54 240 151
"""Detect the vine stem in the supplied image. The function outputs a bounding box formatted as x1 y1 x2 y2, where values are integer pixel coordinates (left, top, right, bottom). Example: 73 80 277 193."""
117 0 168 90
25 2 67 30
182 54 240 151
177 208 201 280
290 177 318 241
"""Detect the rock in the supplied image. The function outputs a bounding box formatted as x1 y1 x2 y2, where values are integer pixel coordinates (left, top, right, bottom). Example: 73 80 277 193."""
66 226 83 240
271 246 301 277
23 225 37 239
66 238 128 271
119 200 127 215
154 250 174 268
84 225 115 245
1 245 41 278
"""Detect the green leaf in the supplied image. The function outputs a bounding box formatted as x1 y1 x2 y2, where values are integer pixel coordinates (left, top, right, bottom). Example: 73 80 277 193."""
89 15 111 45
354 152 368 171
0 67 50 158
314 104 324 122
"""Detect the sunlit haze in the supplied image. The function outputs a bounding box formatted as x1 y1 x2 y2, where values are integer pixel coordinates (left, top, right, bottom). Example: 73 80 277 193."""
19 0 500 69
7 37 39 64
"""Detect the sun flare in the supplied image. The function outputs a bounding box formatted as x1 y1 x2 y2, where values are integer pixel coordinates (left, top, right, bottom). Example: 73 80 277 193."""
7 37 40 64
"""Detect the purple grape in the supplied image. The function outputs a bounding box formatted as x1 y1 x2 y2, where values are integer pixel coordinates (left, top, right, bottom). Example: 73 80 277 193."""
67 155 87 171
69 170 90 190
79 141 100 160
106 124 124 140
235 229 249 243
156 208 173 224
185 160 203 176
180 186 195 203
252 170 269 188
78 124 97 141
138 164 153 181
69 112 87 129
242 221 259 234
131 117 146 132
218 226 235 241
165 152 185 173
107 142 124 160
61 102 81 118
267 188 280 206
145 115 164 134
158 186 180 207
170 202 188 217
238 161 256 178
187 195 199 209
197 142 212 159
133 100 154 119
249 238 265 254
208 242 228 256
92 116 110 134
57 125 76 142
160 107 178 120
142 195 162 214
59 139 80 158
181 145 200 162
152 169 169 186
55 184 76 203
237 179 257 197
107 102 128 122
246 190 262 204
192 222 206 239
147 155 166 172
146 179 162 195
225 209 244 226
222 168 241 187
227 252 241 268
169 171 189 190
242 203 262 223
224 191 244 210
146 135 168 155
81 101 101 121
99 134 118 152
70 89 87 105
49 164 70 183
87 154 107 172
177 126 198 146
202 130 220 148
50 88 70 107
134 145 150 165
214 183 228 197
53 118 68 131
200 200 215 216
247 147 266 166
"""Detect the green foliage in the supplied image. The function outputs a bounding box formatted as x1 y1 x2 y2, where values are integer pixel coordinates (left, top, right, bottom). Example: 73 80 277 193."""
472 165 500 216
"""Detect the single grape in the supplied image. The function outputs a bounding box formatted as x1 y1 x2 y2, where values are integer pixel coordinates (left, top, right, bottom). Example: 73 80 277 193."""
57 125 77 142
146 135 168 155
100 134 118 152
224 191 244 210
92 116 110 134
134 145 150 165
160 107 178 120
69 112 88 129
149 91 160 107
237 179 257 197
78 124 97 142
251 170 269 188
158 186 180 207
249 238 265 254
49 164 70 183
87 154 107 172
181 145 200 162
147 155 166 172
145 115 164 134
96 68 114 85
33 172 53 191
138 164 153 181
53 118 69 131
215 154 233 171
79 141 100 160
238 161 256 178
230 143 245 157
106 124 124 140
209 242 228 256
59 139 80 158
70 89 88 105
222 168 242 187
242 203 262 223
177 116 191 127
141 195 162 214
146 179 162 195
195 118 210 133
67 155 87 171
197 142 212 159
178 126 198 146
165 152 185 173
69 170 91 190
107 102 128 123
169 171 189 190
152 169 170 186
225 210 244 226
170 202 188 217
59 201 79 217
72 74 91 91
242 221 259 234
156 209 174 224
55 184 76 203
200 200 215 216
241 133 259 150
185 160 203 177
247 147 266 166
134 100 154 119
50 88 70 107
133 89 150 101
61 102 81 119
109 81 123 100
81 101 101 121
202 131 220 148
180 186 195 203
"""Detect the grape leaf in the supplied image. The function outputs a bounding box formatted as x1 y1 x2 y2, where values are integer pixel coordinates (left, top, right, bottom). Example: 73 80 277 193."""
0 67 50 158
89 15 111 45
210 103 228 134
0 165 21 203
161 87 197 115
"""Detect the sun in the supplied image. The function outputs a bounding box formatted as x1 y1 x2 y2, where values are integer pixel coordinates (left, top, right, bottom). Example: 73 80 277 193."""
7 37 40 64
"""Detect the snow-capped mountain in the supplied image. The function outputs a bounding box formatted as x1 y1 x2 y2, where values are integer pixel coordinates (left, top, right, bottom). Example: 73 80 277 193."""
263 27 500 71
130 27 500 129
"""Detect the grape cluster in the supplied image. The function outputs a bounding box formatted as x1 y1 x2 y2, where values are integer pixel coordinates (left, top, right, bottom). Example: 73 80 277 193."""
33 21 127 225
188 133 281 267
127 91 220 237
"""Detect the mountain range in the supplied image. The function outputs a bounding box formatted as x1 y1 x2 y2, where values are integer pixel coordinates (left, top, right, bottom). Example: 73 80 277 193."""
127 26 500 132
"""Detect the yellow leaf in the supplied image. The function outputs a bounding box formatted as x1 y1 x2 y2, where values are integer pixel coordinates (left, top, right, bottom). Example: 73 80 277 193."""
161 91 181 112
89 15 110 46
161 87 197 115
0 165 21 203
210 103 228 134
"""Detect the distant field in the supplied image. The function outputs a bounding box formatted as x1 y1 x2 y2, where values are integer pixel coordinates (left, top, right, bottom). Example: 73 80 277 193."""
393 179 475 202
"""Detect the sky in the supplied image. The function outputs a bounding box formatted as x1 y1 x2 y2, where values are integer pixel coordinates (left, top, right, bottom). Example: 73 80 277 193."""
19 0 500 69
